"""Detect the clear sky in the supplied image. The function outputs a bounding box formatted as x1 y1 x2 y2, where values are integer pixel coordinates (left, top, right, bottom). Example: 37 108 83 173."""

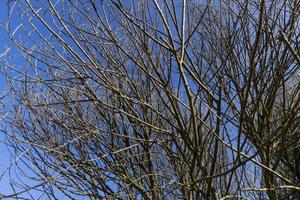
0 1 26 198
0 2 72 199
0 1 13 196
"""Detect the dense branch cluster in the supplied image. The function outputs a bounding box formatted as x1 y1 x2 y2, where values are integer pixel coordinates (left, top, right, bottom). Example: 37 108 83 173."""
0 0 299 199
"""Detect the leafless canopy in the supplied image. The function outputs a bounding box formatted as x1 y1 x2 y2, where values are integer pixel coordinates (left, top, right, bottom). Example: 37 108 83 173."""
1 0 300 199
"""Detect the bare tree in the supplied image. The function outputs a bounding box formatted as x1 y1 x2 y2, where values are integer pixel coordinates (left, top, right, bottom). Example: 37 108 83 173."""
1 0 299 199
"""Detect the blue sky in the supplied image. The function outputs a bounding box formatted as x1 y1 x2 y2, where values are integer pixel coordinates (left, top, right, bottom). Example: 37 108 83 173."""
0 2 86 198
0 1 13 196
0 1 279 199
0 1 26 197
